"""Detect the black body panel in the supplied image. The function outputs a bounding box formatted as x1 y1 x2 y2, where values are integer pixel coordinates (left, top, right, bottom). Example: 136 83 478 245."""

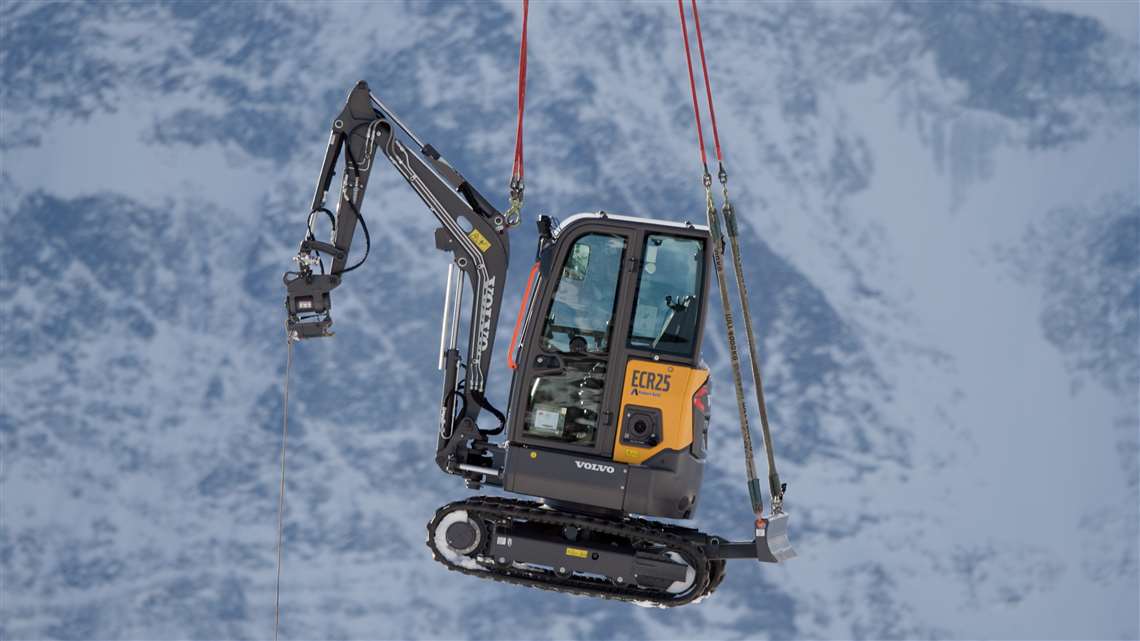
502 443 704 520
503 445 629 511
623 448 704 519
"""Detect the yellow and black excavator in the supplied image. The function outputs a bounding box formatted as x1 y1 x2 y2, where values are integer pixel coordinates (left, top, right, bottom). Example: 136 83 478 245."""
280 1 792 609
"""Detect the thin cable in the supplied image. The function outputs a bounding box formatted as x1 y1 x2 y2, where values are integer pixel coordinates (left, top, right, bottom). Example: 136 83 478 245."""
677 0 708 169
689 0 722 164
273 337 294 641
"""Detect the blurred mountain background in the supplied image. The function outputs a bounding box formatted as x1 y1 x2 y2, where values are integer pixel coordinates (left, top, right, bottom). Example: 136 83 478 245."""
1 1 1136 639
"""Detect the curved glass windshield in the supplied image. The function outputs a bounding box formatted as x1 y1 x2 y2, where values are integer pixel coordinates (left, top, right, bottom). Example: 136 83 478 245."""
628 234 704 357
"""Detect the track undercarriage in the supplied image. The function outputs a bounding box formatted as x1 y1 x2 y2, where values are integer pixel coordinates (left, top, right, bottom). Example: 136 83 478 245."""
427 496 791 607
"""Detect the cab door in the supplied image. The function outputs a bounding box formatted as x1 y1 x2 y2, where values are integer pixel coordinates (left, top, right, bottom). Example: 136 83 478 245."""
613 231 710 465
509 227 633 458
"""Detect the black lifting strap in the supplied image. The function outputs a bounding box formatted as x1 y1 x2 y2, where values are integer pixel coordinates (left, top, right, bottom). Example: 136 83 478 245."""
716 165 785 513
701 173 768 515
678 0 785 516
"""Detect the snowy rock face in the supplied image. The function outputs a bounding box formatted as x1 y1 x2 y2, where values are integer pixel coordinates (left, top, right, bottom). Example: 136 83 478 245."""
1 1 1136 639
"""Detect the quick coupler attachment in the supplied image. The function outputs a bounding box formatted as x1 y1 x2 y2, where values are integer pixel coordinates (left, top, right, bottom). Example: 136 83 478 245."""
283 271 340 340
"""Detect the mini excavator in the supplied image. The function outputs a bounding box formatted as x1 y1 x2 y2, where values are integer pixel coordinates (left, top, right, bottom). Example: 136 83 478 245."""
282 81 794 607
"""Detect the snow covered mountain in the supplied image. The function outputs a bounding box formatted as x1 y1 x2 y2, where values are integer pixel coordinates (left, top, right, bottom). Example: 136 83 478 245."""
1 1 1136 639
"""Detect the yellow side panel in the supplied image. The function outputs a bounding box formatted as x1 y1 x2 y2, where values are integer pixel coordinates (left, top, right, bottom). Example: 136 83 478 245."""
612 359 708 465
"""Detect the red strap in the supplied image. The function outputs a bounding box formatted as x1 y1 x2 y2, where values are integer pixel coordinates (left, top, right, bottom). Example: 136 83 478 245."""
676 0 708 168
512 0 529 182
507 261 541 370
689 0 723 164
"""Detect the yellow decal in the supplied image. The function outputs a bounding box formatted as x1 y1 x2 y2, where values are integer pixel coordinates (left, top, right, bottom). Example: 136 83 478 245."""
565 547 589 559
468 229 492 253
628 368 672 397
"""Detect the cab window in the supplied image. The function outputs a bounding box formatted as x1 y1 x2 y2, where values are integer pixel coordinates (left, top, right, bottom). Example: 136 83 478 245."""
524 233 627 447
522 231 629 447
540 233 626 355
628 234 704 357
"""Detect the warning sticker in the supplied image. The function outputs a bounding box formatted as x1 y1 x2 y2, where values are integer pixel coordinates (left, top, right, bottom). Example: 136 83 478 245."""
468 228 492 252
565 547 589 559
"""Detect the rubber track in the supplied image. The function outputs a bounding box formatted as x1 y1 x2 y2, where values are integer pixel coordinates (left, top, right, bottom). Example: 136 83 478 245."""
426 496 729 607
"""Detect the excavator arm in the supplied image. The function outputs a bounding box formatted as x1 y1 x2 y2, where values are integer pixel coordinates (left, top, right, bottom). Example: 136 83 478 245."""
284 81 511 478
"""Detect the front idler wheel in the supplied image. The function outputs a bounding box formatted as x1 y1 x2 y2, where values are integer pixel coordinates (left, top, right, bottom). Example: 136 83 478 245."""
432 510 486 569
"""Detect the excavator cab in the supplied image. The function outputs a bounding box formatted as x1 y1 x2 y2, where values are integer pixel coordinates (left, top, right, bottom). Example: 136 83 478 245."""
503 214 712 520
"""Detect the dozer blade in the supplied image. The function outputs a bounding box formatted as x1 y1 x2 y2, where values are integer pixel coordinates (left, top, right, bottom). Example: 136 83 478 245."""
758 512 796 563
